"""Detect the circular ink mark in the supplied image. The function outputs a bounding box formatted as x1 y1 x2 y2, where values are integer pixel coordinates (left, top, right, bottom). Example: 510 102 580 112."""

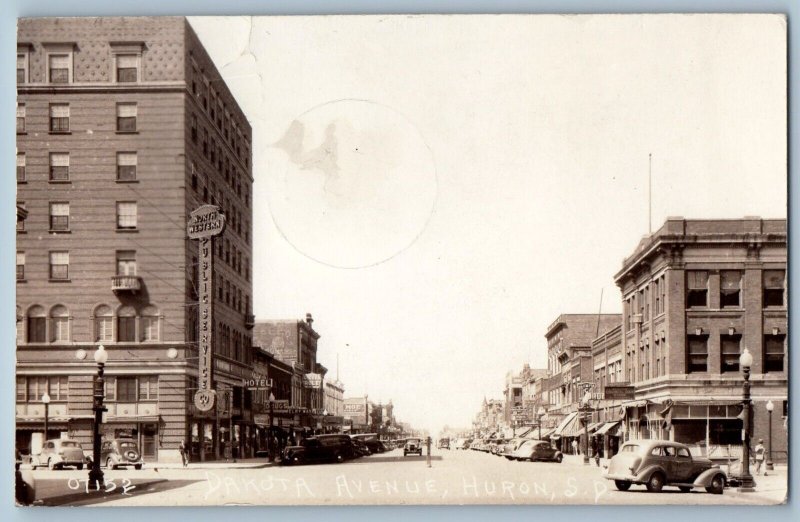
268 99 438 269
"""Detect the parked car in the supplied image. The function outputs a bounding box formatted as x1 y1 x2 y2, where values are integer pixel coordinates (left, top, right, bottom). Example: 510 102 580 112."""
502 438 530 459
438 438 450 450
33 439 85 470
491 439 508 455
282 435 356 465
101 439 144 470
352 434 386 454
350 437 371 457
511 439 563 463
404 438 423 456
604 440 727 494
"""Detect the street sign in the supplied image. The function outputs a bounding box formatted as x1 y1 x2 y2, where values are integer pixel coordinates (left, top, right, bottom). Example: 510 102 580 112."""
194 389 216 412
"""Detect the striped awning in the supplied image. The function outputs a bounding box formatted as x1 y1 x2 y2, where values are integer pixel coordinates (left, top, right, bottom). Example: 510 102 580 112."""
560 414 585 437
552 411 579 437
588 422 604 433
595 421 621 436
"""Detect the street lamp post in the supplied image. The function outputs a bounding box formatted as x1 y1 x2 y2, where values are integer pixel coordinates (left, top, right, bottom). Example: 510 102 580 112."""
78 345 108 490
765 400 774 472
268 392 275 461
736 348 756 492
41 392 51 441
537 407 546 440
580 383 593 466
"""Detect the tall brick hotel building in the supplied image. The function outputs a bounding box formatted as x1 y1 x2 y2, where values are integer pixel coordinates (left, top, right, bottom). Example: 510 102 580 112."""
16 17 255 463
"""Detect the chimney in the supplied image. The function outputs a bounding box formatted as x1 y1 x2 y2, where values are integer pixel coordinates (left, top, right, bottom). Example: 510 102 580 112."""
306 313 313 327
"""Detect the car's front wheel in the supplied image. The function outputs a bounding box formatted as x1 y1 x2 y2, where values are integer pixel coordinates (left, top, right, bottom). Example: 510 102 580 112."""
107 458 116 470
705 474 725 495
555 454 563 463
679 486 692 493
76 464 84 470
335 453 344 463
134 464 143 470
646 472 665 492
615 480 632 491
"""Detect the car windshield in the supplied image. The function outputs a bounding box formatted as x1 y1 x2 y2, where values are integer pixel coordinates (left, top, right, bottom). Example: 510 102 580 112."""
620 444 639 453
119 442 137 449
408 439 420 444
60 441 80 448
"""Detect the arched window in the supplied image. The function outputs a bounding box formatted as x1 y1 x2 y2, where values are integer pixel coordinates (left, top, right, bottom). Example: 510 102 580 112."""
94 305 113 342
141 305 159 341
117 305 136 342
50 305 69 343
27 306 46 343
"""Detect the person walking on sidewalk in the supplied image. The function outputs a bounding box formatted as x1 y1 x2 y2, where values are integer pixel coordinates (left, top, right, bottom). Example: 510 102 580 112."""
754 439 766 475
571 439 578 455
179 439 189 467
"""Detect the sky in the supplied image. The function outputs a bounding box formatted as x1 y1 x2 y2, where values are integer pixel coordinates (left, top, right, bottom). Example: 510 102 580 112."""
187 14 786 435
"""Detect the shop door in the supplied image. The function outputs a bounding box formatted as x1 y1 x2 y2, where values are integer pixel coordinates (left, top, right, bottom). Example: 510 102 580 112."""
141 423 158 461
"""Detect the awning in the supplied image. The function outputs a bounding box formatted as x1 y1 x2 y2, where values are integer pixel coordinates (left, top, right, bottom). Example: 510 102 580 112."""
594 421 621 436
560 414 585 437
588 422 604 433
517 427 535 438
552 411 578 437
539 428 555 439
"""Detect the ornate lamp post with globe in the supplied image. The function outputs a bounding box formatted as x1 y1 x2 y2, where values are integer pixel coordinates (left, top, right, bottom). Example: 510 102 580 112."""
41 392 51 441
76 344 108 490
765 400 774 472
735 348 756 492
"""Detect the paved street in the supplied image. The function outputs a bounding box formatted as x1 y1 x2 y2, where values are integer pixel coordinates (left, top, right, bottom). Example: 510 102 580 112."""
25 448 786 506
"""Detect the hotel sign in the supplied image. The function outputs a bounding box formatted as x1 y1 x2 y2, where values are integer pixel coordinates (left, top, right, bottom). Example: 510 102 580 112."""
343 403 365 413
188 205 226 412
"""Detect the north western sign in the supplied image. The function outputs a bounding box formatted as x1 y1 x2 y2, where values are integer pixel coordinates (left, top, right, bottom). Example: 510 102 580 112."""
188 205 227 239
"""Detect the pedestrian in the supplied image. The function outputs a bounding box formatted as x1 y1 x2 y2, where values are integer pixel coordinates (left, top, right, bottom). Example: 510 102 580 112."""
179 439 189 467
571 439 578 455
754 439 765 475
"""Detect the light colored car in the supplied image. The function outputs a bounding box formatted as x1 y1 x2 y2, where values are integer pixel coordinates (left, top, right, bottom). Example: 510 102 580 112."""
604 440 726 494
511 439 563 463
404 438 423 456
502 437 530 459
33 439 85 470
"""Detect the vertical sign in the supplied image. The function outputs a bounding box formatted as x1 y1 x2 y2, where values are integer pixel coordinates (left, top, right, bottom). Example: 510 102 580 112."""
188 205 226 412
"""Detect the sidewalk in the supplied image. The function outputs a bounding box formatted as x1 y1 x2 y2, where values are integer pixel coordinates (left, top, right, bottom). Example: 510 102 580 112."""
151 457 276 470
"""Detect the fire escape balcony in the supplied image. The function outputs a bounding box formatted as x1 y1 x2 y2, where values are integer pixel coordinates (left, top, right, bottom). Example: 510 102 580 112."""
111 275 142 293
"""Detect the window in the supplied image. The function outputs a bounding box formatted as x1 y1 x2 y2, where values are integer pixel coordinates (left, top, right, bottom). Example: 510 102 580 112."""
50 305 69 342
49 251 69 280
686 271 708 308
138 376 158 400
764 334 785 373
116 103 137 132
26 306 46 343
117 306 136 342
104 377 117 401
116 250 136 275
49 202 70 231
16 252 25 281
49 104 70 132
687 335 708 373
16 103 25 132
117 152 137 181
16 153 25 182
720 271 741 308
48 53 71 83
720 335 741 373
141 306 159 341
26 377 48 403
49 153 70 181
17 52 28 83
115 54 138 82
117 377 137 402
116 202 137 229
48 377 69 401
191 114 198 142
94 305 113 342
763 270 785 307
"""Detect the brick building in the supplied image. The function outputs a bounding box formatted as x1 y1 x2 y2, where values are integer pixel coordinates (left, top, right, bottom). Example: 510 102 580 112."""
613 217 787 460
251 315 329 430
15 17 254 463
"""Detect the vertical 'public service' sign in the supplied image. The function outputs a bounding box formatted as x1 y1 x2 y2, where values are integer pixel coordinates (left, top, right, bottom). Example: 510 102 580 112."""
188 205 226 412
